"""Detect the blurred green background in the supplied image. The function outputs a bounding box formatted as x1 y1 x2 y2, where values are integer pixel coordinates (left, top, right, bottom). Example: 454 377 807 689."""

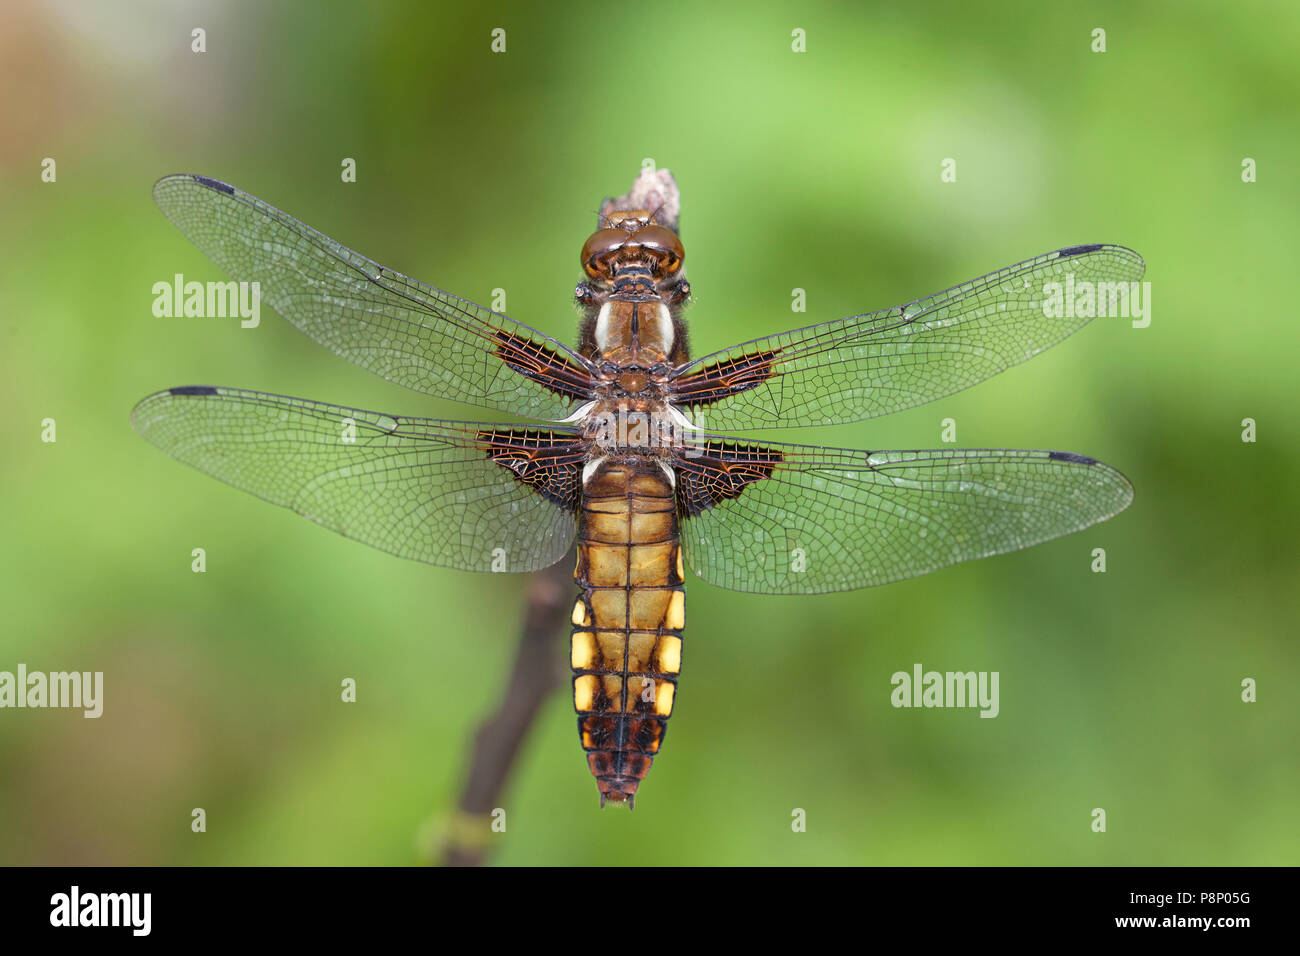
1 0 1296 866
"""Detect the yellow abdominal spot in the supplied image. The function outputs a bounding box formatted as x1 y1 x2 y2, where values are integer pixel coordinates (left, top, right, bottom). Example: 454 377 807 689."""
573 674 599 712
571 600 590 626
665 591 684 630
571 632 597 670
656 635 682 675
655 681 675 716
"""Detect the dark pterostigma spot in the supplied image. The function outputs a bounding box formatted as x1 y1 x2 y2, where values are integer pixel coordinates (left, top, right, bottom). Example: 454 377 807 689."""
192 175 235 195
169 385 219 396
1049 450 1098 465
1057 243 1103 259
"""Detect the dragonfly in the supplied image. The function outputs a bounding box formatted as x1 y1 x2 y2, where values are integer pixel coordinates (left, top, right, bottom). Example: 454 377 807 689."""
133 172 1144 808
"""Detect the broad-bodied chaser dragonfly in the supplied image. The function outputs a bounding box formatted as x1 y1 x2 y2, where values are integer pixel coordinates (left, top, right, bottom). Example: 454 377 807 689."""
133 172 1144 807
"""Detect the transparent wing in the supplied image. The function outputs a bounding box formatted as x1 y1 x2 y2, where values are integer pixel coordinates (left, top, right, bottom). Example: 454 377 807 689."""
676 437 1132 594
672 244 1146 429
152 174 596 421
132 386 585 572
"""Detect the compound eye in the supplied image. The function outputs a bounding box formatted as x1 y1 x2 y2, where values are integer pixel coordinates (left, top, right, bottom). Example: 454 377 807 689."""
580 228 627 279
631 225 685 276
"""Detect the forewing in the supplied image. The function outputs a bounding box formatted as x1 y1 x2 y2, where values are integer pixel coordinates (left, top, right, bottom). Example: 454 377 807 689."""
152 174 596 421
132 386 584 572
676 437 1133 594
673 244 1145 429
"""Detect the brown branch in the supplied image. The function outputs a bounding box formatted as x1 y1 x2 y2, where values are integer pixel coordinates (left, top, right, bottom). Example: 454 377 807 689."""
436 552 573 867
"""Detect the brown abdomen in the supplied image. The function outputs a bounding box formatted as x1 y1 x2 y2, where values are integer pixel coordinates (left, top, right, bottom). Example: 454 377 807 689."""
571 460 684 807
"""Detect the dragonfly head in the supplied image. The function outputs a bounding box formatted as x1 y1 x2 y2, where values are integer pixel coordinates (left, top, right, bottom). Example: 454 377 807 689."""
580 212 686 292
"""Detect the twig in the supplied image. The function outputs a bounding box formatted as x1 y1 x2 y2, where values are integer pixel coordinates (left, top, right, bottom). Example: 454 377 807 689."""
436 552 573 867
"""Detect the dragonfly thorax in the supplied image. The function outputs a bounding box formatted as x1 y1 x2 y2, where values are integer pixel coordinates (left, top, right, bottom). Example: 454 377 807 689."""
579 398 690 459
592 299 675 362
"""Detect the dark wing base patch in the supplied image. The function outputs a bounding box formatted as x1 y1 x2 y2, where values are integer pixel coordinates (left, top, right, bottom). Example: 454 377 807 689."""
676 440 783 516
492 330 596 404
671 348 781 409
478 428 586 511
